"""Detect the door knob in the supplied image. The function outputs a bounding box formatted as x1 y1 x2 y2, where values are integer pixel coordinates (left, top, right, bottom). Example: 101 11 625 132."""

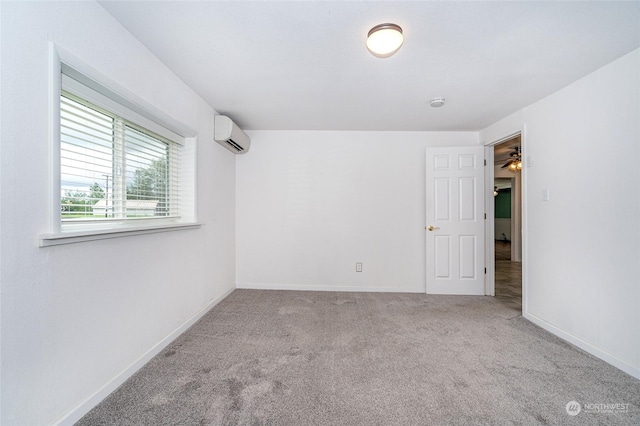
427 225 440 231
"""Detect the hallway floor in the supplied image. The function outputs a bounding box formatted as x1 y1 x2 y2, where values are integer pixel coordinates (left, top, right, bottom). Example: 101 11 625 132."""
495 240 522 312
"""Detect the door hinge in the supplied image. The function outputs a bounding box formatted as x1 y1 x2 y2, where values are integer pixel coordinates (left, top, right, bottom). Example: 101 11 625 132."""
484 213 486 220
484 159 487 166
484 268 487 274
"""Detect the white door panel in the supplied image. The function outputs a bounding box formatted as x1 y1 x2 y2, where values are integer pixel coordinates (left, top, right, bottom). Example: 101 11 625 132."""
426 146 485 295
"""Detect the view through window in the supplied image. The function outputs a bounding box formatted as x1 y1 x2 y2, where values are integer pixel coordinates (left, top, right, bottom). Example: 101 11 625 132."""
60 92 178 225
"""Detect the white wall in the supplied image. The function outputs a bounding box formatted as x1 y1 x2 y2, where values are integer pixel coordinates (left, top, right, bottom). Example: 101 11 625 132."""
0 2 236 424
236 131 478 293
495 219 511 241
481 48 640 379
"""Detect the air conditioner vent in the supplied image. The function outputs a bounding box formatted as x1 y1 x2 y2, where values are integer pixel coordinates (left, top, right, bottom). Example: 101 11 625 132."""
225 139 244 152
214 115 250 154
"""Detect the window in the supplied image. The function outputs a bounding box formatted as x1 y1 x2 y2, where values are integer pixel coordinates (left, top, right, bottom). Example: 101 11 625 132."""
44 60 197 244
60 93 179 225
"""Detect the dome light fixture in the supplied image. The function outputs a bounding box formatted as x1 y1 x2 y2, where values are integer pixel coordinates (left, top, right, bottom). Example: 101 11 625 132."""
366 23 404 58
430 98 446 108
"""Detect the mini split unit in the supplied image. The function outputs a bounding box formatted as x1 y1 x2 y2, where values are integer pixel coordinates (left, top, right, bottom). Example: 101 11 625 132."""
214 115 251 154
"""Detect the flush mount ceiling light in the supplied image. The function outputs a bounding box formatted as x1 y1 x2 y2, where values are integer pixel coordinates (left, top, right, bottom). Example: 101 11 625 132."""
430 98 445 108
366 23 404 58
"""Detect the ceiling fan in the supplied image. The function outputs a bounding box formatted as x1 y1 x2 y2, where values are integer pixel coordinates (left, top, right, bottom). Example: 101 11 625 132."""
501 146 522 172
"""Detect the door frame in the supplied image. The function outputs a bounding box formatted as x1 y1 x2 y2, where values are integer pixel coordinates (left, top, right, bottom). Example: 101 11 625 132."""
483 128 527 315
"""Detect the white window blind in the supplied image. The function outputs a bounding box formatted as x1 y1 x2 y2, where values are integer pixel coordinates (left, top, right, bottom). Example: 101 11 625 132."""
60 86 182 230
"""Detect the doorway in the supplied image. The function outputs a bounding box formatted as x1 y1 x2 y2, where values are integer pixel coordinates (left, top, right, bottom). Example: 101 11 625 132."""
492 136 522 311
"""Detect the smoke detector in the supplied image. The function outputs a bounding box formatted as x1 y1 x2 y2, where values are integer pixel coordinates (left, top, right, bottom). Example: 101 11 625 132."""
430 98 445 108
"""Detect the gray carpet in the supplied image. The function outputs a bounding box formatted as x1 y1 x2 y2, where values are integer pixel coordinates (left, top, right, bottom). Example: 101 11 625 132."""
77 290 640 425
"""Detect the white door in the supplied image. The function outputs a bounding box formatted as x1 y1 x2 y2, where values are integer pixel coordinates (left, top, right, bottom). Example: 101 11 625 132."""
426 146 485 295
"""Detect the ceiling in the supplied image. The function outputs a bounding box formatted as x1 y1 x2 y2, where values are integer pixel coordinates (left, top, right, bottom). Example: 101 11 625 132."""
99 1 640 131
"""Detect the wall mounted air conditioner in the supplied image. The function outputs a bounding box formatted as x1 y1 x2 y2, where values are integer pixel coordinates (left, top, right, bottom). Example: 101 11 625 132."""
214 115 251 154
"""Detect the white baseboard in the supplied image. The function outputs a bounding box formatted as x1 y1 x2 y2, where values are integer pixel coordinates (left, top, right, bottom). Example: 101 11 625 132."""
523 312 640 380
236 282 423 293
53 286 235 426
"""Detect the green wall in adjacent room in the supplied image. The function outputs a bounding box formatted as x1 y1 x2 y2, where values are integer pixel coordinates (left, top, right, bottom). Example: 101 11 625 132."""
495 189 511 218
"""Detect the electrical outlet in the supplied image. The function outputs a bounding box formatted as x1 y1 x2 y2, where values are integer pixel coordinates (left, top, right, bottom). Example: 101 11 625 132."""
356 262 362 272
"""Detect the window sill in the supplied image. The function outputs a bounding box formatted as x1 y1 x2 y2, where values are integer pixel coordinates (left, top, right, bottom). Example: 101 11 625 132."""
40 222 202 247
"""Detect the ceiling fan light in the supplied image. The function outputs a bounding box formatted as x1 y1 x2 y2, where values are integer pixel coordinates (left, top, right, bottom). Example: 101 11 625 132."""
366 23 403 58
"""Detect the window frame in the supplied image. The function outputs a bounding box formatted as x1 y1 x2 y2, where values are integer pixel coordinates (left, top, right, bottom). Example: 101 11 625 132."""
41 44 199 247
